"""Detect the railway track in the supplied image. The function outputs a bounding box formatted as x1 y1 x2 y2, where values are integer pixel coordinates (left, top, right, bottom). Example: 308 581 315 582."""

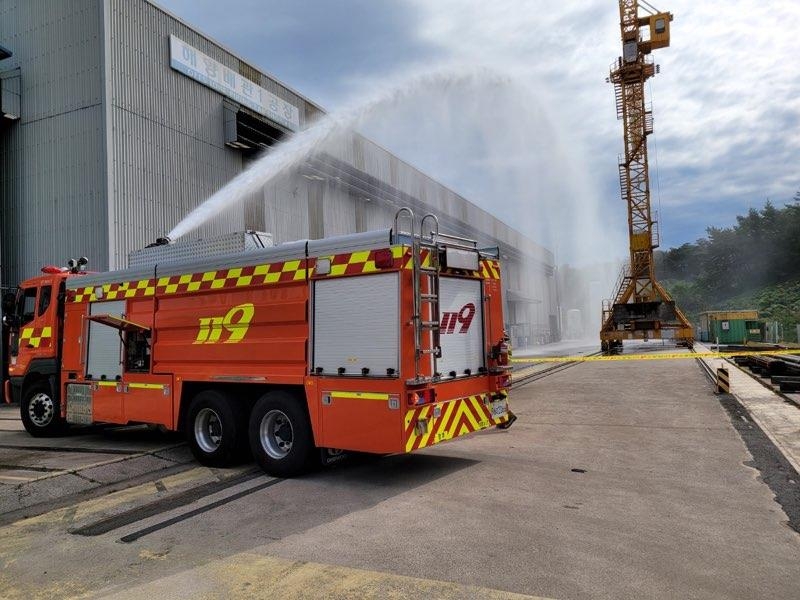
732 353 800 405
693 346 800 408
511 352 601 389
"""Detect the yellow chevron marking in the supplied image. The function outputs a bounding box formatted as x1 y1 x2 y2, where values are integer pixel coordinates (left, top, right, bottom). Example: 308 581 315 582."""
433 400 457 444
419 407 439 448
404 409 416 430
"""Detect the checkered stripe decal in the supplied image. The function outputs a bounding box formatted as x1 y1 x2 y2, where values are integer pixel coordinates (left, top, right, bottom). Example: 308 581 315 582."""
320 246 408 277
73 260 310 303
72 247 499 303
20 327 53 349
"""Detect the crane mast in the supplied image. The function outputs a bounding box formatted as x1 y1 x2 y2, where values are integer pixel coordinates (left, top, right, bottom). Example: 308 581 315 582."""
600 0 694 352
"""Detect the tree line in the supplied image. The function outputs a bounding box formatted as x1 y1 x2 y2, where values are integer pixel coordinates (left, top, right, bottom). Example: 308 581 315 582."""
655 192 800 339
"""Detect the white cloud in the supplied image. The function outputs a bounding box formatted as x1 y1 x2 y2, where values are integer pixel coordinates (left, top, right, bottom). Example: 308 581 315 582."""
155 0 799 258
397 0 800 253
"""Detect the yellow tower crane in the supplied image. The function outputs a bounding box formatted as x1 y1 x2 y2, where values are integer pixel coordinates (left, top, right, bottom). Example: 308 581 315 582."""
600 0 694 352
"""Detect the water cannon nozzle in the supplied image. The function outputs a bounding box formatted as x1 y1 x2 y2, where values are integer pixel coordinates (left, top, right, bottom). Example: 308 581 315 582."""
146 236 172 248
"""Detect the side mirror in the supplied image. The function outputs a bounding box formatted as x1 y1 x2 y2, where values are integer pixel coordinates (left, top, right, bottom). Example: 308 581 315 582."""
4 313 21 330
2 292 15 314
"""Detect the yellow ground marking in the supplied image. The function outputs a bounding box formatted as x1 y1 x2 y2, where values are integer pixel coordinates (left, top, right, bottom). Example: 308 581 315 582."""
0 474 34 482
1 465 251 533
100 552 553 600
8 443 187 485
68 466 213 524
511 349 800 364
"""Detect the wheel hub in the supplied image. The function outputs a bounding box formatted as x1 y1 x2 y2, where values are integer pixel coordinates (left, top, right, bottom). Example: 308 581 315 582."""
194 407 223 453
28 393 54 427
260 409 294 459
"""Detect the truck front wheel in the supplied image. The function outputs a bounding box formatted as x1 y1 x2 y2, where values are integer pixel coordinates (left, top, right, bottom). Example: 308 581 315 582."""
186 390 247 467
249 391 315 477
21 381 66 437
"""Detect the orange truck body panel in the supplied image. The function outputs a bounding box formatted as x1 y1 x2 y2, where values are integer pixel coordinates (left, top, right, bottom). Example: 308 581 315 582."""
8 238 511 456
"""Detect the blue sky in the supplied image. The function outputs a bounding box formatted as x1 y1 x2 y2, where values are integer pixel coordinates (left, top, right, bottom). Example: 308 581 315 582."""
157 0 800 263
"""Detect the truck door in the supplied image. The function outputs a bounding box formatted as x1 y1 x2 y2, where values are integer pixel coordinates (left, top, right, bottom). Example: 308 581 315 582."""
9 283 55 375
312 272 401 452
437 277 485 378
84 300 125 422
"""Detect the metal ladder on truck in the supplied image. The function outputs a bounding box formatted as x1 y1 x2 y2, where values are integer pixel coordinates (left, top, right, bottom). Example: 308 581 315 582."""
394 208 442 384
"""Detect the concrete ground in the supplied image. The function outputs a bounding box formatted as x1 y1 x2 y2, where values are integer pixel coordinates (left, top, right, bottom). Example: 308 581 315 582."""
1 354 799 599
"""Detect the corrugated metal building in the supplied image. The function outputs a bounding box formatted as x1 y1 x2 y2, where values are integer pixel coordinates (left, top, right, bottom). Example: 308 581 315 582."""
0 0 559 345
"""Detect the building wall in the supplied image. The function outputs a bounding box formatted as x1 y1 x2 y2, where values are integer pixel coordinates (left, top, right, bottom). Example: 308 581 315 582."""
0 0 108 283
1 0 559 344
105 0 324 268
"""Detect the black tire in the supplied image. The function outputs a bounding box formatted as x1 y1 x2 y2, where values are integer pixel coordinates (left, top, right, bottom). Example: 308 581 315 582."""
20 380 66 437
186 389 248 467
248 390 315 477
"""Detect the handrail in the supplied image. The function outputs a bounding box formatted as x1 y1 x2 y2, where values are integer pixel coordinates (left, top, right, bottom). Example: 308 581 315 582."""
420 213 439 245
393 207 415 241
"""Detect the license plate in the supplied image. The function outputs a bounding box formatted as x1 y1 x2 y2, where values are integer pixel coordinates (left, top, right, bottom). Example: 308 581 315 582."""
490 399 507 418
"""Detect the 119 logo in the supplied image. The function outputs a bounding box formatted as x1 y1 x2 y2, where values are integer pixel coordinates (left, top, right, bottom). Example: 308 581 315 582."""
440 302 476 334
194 303 255 344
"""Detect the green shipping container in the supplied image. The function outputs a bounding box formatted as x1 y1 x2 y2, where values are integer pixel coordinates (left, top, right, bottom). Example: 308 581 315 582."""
699 311 764 344
709 318 748 344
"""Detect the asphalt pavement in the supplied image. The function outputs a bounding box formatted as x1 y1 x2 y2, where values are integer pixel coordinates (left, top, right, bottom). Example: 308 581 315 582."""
1 351 799 599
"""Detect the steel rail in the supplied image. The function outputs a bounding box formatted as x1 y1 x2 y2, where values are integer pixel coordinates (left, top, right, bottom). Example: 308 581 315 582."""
511 352 602 389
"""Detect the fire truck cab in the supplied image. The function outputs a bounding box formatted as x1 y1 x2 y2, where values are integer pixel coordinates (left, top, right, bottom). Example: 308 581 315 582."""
3 210 513 476
4 264 75 435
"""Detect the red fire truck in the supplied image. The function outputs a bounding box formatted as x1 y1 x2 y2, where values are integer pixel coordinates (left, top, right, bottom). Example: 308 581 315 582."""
2 209 512 476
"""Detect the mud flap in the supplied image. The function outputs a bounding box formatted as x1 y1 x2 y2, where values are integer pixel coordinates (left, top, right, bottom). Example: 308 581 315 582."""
496 410 517 430
320 448 348 466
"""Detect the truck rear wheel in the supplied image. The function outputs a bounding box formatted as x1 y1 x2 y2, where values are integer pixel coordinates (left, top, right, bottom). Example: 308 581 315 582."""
249 390 315 477
186 390 247 467
20 380 66 437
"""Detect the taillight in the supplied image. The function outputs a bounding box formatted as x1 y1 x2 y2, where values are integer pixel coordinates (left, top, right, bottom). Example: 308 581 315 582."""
374 248 394 268
407 388 436 406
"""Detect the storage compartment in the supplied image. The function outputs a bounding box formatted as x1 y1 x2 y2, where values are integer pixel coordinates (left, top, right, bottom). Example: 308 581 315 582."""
312 272 399 376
